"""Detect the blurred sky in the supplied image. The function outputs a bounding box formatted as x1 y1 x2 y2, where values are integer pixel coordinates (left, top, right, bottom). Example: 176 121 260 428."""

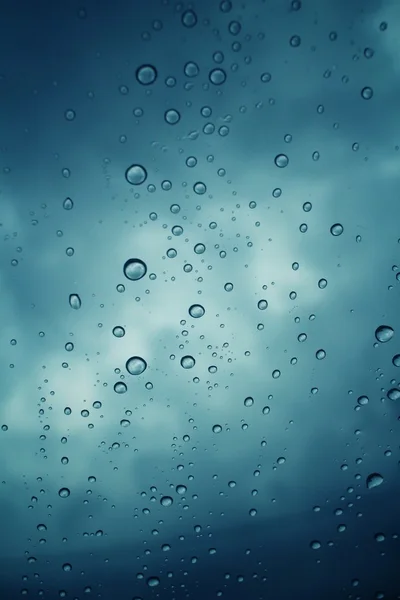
1 0 400 598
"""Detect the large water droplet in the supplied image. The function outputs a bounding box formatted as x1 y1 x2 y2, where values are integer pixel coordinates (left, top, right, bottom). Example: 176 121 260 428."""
69 294 81 310
193 181 207 195
125 164 147 185
375 325 394 343
63 197 74 210
160 495 173 507
209 68 227 85
212 424 222 433
181 355 195 369
126 356 147 375
58 487 70 498
181 9 197 27
392 354 400 366
136 64 157 85
114 381 127 394
361 86 373 99
387 388 400 401
189 304 205 318
366 472 383 489
274 153 289 168
176 484 187 495
147 576 160 588
330 223 343 236
112 326 125 338
164 109 181 124
123 258 147 281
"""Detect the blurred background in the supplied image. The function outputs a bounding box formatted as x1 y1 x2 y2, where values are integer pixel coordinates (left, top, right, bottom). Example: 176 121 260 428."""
0 0 400 598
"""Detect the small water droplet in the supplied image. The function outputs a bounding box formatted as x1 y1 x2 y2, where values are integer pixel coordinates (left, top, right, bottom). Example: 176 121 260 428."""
244 396 254 407
316 349 326 360
69 294 81 310
176 484 187 495
58 487 70 498
392 354 400 366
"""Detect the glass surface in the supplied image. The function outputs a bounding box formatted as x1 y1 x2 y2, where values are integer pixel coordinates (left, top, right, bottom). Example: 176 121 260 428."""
1 0 399 598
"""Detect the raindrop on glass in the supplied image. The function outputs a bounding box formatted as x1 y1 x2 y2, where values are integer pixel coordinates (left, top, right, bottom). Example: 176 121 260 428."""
375 325 394 343
126 356 147 376
123 258 147 281
125 164 147 185
136 64 157 85
69 294 81 310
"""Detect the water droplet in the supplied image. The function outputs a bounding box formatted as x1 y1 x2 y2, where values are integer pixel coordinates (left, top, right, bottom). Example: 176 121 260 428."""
274 153 289 168
318 278 327 289
272 369 281 379
212 424 222 433
194 243 206 254
125 164 147 185
64 109 76 121
126 356 147 375
194 181 207 195
164 109 181 124
375 325 394 343
123 258 147 280
330 223 343 236
262 406 270 414
62 563 72 572
310 540 321 550
387 388 400 401
147 577 160 588
63 197 74 210
66 247 74 256
366 473 383 489
357 395 369 406
184 61 200 77
114 381 127 394
112 326 125 338
392 354 400 366
69 294 81 310
189 304 205 318
182 9 197 27
160 495 173 507
257 299 268 310
316 349 326 360
176 484 187 495
136 64 157 85
209 68 227 85
361 86 373 99
290 35 301 47
181 355 195 369
228 20 241 35
244 397 254 407
58 487 70 498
